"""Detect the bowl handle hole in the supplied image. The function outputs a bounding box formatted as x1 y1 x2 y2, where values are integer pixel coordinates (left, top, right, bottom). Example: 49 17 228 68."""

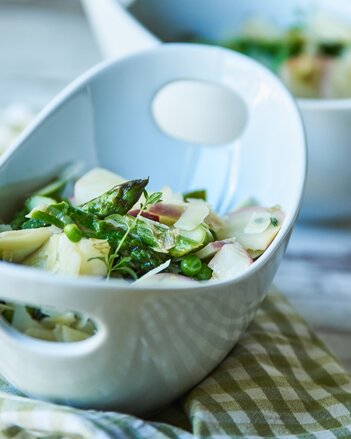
0 300 98 344
151 79 248 145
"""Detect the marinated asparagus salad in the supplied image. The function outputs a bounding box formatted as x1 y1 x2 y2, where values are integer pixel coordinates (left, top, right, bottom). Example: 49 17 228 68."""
0 167 283 342
189 15 351 99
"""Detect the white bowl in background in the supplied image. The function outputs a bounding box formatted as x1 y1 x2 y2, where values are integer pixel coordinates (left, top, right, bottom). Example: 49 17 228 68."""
127 0 351 221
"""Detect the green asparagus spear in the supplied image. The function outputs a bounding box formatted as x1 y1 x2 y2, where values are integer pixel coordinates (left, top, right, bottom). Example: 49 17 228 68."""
119 239 167 276
9 178 67 230
11 206 30 230
12 178 147 231
104 214 213 258
21 219 47 229
106 214 175 253
95 219 167 276
49 202 97 232
81 178 148 218
28 201 98 235
35 178 67 199
183 189 207 202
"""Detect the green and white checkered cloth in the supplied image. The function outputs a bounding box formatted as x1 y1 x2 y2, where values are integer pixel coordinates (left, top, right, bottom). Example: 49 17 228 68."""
1 291 350 439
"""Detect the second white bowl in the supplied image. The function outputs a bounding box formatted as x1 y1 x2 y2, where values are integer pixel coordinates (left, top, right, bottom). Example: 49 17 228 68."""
127 0 351 220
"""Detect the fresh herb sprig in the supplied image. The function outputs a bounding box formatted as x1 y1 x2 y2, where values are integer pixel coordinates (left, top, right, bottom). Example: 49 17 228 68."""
105 189 163 278
105 256 138 280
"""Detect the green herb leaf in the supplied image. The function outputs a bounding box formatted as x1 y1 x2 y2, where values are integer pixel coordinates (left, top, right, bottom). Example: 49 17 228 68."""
81 178 149 218
270 217 279 227
183 189 207 202
141 191 163 210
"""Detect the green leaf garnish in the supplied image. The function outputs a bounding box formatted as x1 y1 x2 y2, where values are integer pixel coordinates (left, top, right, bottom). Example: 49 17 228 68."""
270 217 279 227
183 189 207 202
104 189 163 279
141 190 163 210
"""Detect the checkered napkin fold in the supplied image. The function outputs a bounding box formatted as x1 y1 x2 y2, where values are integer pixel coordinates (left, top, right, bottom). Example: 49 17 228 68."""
0 291 350 439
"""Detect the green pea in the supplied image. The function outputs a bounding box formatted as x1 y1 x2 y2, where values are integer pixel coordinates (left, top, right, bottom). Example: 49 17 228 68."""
64 224 82 243
181 255 202 277
197 263 213 281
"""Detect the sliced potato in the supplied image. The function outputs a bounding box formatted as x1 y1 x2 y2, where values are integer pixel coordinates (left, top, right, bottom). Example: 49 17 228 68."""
53 234 82 276
11 305 41 333
25 233 109 277
194 238 237 260
24 233 80 275
25 327 57 342
209 243 253 280
54 325 90 342
204 209 225 234
41 312 76 330
77 238 110 276
0 227 51 262
218 206 284 252
24 233 60 271
174 200 209 231
148 203 185 226
159 186 184 204
74 167 126 205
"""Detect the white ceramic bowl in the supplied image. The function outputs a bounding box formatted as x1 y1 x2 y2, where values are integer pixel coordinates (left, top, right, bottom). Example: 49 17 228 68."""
127 0 351 220
0 44 306 414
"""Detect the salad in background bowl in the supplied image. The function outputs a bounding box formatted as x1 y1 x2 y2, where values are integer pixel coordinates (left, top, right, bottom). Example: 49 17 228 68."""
193 14 351 100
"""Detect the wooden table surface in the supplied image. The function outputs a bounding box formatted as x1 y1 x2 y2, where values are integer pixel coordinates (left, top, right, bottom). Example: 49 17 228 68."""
1 0 350 372
275 222 351 372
